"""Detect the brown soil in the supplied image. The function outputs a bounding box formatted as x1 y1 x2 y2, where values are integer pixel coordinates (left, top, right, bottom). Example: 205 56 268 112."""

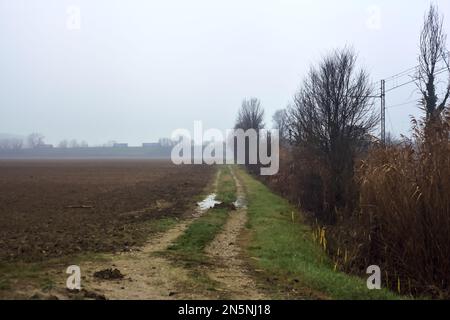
0 160 214 262
1 164 269 300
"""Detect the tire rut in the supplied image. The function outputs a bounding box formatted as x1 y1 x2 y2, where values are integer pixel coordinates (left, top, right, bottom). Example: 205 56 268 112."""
53 171 223 300
204 167 267 299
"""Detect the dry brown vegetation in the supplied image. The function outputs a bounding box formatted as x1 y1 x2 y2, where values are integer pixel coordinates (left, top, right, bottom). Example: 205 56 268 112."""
264 111 450 297
259 4 450 297
354 113 450 297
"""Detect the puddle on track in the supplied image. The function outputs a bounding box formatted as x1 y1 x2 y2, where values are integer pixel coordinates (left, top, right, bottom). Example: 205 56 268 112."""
197 193 221 212
196 192 246 215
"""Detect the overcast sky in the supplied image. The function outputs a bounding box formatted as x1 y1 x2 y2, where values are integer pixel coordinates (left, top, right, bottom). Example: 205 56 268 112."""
1 0 449 146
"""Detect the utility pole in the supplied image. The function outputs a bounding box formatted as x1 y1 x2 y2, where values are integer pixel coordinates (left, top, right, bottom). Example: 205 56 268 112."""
380 79 386 145
347 79 386 144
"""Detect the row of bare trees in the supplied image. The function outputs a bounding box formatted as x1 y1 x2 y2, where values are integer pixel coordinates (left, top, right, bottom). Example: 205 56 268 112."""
246 4 450 296
236 4 449 225
235 47 378 222
58 139 88 148
0 133 45 150
0 133 92 150
0 138 23 150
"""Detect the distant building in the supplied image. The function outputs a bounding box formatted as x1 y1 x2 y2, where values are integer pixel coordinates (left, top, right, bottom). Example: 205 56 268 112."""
142 142 160 148
113 143 128 148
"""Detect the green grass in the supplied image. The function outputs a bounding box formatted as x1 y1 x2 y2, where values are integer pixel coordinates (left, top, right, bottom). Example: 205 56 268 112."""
0 260 57 296
144 216 179 234
216 166 237 204
166 207 229 264
237 168 400 300
166 166 236 264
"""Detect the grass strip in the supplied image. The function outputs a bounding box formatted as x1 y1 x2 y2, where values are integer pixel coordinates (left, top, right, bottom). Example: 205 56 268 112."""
166 166 236 265
237 168 400 300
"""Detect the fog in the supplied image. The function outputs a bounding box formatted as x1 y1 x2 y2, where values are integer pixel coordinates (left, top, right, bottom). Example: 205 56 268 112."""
1 0 449 146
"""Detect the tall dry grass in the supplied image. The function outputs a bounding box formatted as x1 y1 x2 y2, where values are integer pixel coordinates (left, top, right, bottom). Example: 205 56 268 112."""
356 111 450 297
264 110 450 297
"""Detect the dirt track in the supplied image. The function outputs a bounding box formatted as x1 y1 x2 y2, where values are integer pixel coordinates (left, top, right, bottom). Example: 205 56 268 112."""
48 167 265 300
204 168 266 299
77 219 204 299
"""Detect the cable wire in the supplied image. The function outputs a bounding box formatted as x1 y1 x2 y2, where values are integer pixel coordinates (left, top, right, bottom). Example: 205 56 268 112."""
386 99 418 109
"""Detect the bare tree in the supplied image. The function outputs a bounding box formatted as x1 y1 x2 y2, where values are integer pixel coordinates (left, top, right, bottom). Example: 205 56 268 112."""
272 109 289 144
0 138 23 150
234 98 265 130
10 138 23 150
69 139 79 148
233 98 265 172
416 4 450 122
58 140 68 148
27 133 45 148
286 47 378 222
0 139 10 150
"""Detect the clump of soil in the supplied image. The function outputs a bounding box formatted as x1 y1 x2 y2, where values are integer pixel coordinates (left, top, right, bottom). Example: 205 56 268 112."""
93 268 124 280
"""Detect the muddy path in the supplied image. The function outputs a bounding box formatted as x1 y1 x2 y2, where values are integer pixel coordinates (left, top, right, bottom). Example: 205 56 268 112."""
62 170 224 300
74 220 207 299
204 167 267 299
44 167 265 300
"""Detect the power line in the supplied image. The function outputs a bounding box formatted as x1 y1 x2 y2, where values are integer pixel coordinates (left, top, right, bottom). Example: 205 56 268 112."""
434 68 449 77
348 63 447 143
384 65 419 81
386 99 418 109
375 62 448 143
384 66 449 93
385 79 416 93
376 56 447 84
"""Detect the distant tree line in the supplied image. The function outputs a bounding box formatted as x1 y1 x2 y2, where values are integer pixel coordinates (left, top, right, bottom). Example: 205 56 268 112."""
0 133 46 150
0 133 179 151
